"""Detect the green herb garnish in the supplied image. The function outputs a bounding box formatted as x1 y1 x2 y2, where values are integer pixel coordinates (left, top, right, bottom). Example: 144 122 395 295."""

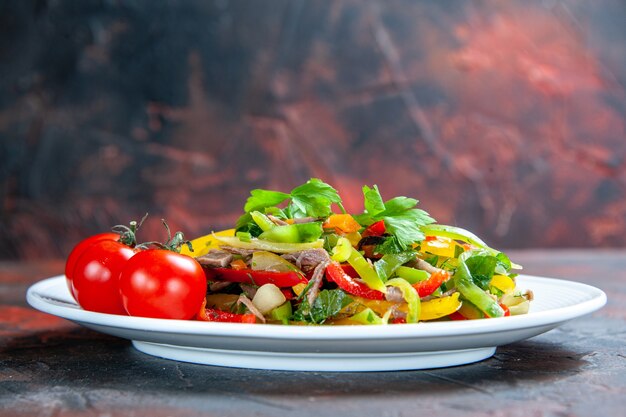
355 185 435 250
292 289 351 324
236 179 344 235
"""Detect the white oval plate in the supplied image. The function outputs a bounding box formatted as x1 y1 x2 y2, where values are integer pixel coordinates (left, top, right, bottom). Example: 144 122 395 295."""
26 275 606 372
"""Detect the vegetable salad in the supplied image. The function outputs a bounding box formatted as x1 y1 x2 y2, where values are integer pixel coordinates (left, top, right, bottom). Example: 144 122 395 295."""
186 179 532 325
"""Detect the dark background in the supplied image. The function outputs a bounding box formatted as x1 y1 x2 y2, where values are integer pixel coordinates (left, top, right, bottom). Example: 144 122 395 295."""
1 0 625 260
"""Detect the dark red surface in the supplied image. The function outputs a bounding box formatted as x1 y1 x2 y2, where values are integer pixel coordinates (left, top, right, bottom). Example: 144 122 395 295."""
1 1 625 259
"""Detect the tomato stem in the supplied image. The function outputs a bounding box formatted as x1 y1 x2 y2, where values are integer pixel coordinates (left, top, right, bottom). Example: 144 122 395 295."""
135 219 194 254
111 213 148 247
161 219 194 253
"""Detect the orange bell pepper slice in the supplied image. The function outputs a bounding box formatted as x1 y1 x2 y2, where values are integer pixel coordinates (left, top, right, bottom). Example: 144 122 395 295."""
323 214 361 234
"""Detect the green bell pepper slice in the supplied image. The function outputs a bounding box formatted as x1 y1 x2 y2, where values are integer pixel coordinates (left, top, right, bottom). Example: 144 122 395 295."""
270 301 293 324
454 260 504 318
395 266 430 284
421 224 489 248
213 235 324 253
258 222 323 243
386 278 420 323
374 251 416 282
349 308 384 325
250 211 275 232
346 247 387 293
421 224 522 270
331 237 352 262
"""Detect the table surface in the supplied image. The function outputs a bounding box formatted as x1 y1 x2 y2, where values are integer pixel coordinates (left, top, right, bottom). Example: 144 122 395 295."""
1 250 624 417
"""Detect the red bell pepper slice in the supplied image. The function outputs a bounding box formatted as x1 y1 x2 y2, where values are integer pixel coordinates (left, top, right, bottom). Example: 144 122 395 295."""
363 220 386 237
196 300 257 323
281 288 294 300
204 267 307 288
390 317 406 324
341 264 358 277
326 262 384 300
448 311 468 321
412 270 450 298
201 308 257 323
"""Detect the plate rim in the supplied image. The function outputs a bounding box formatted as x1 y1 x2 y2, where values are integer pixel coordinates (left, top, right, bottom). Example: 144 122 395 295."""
26 274 607 341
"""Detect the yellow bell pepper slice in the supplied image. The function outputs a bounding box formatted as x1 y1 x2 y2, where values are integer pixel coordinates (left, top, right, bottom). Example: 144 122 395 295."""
344 231 362 247
457 300 484 319
180 229 235 257
419 292 461 321
490 274 515 292
292 283 308 297
342 292 461 322
419 236 459 259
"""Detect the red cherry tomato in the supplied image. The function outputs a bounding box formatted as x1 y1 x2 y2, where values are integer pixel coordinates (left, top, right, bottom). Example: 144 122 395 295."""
72 240 135 315
65 233 119 300
119 250 207 320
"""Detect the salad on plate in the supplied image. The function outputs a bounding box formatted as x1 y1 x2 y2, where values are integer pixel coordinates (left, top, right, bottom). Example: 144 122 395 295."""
65 178 532 326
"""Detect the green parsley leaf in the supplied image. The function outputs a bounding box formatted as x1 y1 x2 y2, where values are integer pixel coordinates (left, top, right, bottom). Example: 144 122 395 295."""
378 196 419 214
495 252 512 273
467 256 497 290
363 185 386 217
264 206 288 219
292 289 349 324
289 178 344 218
357 185 435 250
374 235 404 255
310 290 347 323
236 179 344 234
237 189 290 234
244 189 290 213
462 250 498 290
383 210 434 248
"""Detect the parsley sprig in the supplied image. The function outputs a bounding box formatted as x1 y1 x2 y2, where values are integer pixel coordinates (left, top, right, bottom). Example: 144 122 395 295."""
292 289 351 324
236 178 344 234
236 179 435 251
355 185 435 252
